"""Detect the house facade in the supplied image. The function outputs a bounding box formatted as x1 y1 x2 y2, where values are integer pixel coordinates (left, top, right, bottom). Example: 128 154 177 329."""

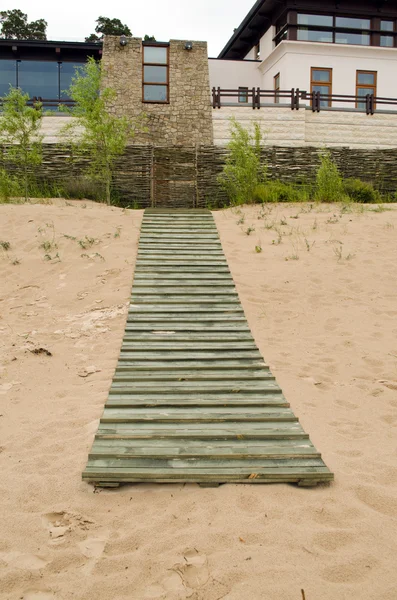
1 0 397 148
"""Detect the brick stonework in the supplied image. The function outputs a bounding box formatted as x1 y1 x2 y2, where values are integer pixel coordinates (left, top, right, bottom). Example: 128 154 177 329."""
101 36 213 146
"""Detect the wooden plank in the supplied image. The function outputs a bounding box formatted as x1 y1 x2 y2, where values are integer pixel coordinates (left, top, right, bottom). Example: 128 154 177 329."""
83 209 333 488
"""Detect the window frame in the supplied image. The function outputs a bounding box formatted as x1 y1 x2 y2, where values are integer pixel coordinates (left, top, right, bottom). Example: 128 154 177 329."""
356 70 377 109
311 67 333 108
275 11 396 48
238 86 248 103
274 72 280 104
142 43 170 104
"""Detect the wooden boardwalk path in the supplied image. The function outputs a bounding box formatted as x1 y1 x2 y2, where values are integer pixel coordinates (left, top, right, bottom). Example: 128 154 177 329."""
83 209 333 488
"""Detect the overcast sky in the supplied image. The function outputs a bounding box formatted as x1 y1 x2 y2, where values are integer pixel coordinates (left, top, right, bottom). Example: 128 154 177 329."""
1 0 255 56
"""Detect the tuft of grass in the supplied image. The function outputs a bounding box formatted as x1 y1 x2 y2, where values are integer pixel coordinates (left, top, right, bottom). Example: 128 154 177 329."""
237 216 245 225
304 238 315 252
0 240 11 251
285 254 299 261
78 236 96 249
11 258 20 265
245 226 255 236
114 227 121 238
40 240 57 251
326 215 340 224
255 244 262 253
63 234 77 241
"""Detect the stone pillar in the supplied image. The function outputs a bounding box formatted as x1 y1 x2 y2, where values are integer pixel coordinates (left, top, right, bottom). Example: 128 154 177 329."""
101 36 213 146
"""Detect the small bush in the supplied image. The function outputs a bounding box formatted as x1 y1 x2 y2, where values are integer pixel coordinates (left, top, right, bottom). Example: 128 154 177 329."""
343 178 382 203
0 169 22 202
253 181 308 203
218 117 267 205
62 177 102 201
315 151 346 202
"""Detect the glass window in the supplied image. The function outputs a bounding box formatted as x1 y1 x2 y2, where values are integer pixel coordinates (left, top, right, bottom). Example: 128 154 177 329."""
335 32 370 45
143 46 168 65
0 60 17 97
143 85 168 102
356 71 376 109
380 36 394 47
143 65 167 84
311 67 332 108
60 62 85 99
274 73 280 104
18 60 59 99
336 17 370 29
143 45 169 103
238 87 248 103
380 21 394 31
357 72 375 85
298 29 333 43
298 14 333 27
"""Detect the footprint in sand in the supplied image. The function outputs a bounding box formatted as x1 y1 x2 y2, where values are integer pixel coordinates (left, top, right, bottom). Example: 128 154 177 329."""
22 588 54 600
355 485 397 518
320 555 378 584
78 534 109 574
311 530 355 552
378 380 397 391
42 511 94 543
0 551 49 570
172 549 209 590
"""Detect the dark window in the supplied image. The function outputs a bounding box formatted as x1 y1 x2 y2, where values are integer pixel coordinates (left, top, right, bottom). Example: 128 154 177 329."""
0 59 17 97
335 17 370 29
380 20 394 47
60 62 85 99
143 45 169 103
298 29 333 43
335 31 370 45
238 87 248 103
311 67 332 108
356 71 377 109
274 73 280 104
298 14 333 27
17 60 59 100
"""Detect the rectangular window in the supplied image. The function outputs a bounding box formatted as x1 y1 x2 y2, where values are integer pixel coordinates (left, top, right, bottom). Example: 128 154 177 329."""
298 14 333 27
298 29 333 43
274 73 280 104
335 31 370 45
17 60 59 100
0 59 17 97
380 20 394 47
143 44 169 103
238 87 248 103
335 17 371 29
311 67 332 108
356 70 377 109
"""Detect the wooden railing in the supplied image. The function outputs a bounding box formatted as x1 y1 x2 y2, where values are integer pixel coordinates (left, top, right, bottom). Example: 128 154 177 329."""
211 87 397 115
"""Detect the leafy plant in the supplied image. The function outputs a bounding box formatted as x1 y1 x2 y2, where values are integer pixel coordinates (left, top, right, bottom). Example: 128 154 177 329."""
0 168 21 202
315 150 346 203
0 240 10 250
218 117 267 205
61 57 145 205
85 16 132 42
0 87 43 202
343 178 382 203
255 244 262 253
0 9 47 40
254 181 308 203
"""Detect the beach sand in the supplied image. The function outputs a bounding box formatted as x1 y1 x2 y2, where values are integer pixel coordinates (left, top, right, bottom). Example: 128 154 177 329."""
1 199 397 600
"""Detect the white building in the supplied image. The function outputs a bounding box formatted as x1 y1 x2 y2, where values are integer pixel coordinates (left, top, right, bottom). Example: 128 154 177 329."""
209 0 397 148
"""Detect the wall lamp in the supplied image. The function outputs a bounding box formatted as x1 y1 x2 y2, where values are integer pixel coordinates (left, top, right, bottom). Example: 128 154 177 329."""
120 35 128 47
185 41 193 51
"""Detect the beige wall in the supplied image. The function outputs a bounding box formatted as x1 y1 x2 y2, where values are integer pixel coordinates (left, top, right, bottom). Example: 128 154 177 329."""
101 36 213 146
212 106 397 149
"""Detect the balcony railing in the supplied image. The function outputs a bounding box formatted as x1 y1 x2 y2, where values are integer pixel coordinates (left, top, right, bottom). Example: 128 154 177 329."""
211 87 397 115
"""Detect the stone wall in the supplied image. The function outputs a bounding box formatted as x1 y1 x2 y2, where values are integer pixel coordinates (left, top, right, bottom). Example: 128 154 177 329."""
101 36 213 146
213 106 397 149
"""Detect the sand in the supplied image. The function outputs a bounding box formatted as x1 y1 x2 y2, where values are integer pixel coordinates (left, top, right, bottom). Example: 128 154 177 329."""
1 199 397 600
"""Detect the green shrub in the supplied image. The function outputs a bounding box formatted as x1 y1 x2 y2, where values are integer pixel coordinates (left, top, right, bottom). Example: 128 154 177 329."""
253 180 309 203
218 117 267 205
315 150 346 202
343 178 382 203
62 177 102 201
0 168 22 202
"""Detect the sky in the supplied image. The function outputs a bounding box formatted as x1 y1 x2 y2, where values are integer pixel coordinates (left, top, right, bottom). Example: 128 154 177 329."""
1 0 256 57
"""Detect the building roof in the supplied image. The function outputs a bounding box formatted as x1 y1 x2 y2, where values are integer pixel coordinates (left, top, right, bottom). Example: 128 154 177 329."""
218 0 397 60
0 38 103 60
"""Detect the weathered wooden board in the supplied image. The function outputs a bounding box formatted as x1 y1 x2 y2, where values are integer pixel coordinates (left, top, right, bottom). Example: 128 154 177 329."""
83 209 333 487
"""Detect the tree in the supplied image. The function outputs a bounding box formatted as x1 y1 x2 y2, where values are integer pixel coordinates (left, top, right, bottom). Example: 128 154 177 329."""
0 87 43 201
218 117 267 205
0 9 47 40
144 35 156 42
61 57 145 205
85 16 132 42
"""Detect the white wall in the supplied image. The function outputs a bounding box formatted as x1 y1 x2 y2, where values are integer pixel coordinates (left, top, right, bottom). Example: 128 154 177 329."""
208 59 262 99
212 106 397 149
260 41 397 106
